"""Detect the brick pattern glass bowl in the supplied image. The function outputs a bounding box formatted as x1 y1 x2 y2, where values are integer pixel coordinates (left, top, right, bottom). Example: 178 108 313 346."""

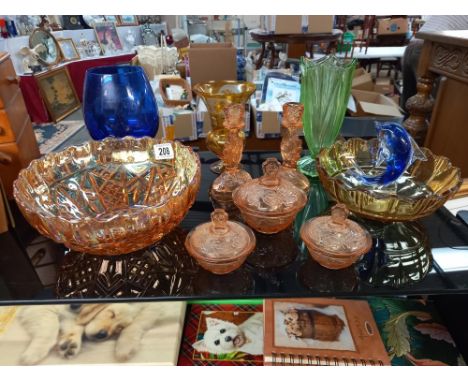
13 137 201 255
317 138 462 222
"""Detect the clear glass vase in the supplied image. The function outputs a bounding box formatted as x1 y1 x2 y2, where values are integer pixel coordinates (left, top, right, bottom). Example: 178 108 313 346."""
297 56 357 177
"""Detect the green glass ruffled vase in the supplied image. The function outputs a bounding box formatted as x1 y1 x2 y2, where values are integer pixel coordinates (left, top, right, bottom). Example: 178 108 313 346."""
297 56 357 178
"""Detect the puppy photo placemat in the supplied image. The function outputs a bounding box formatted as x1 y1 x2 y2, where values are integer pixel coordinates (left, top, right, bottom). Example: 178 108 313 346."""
0 302 186 366
178 303 264 365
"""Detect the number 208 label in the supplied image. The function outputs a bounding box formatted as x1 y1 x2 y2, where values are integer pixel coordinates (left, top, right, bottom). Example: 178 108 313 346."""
154 143 174 160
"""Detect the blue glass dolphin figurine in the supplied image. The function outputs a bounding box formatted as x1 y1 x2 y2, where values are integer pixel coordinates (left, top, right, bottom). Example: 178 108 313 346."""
347 122 426 186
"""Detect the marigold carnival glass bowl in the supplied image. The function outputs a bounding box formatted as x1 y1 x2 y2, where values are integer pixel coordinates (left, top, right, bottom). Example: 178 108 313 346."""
317 138 462 222
300 204 373 270
185 209 256 275
232 158 308 234
13 137 201 256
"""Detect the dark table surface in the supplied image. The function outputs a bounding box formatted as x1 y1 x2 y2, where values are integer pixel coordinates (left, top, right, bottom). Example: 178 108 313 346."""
1 150 468 305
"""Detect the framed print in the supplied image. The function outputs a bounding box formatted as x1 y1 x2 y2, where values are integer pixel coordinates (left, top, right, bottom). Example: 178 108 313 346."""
118 15 138 26
137 15 162 25
140 24 159 46
57 38 80 61
29 28 61 66
261 72 301 107
35 67 81 122
94 21 123 55
82 15 105 28
104 15 118 23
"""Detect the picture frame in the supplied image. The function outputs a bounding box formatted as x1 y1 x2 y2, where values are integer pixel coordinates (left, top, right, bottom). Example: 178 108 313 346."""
35 67 81 122
93 21 123 55
57 38 80 62
29 28 61 67
118 15 138 26
104 15 119 23
140 24 159 46
261 72 301 106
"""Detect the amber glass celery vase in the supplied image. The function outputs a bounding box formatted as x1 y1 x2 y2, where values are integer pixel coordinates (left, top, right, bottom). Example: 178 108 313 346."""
193 81 256 173
298 56 357 177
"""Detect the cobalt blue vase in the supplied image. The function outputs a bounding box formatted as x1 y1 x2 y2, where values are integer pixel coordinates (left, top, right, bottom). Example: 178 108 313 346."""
83 65 158 140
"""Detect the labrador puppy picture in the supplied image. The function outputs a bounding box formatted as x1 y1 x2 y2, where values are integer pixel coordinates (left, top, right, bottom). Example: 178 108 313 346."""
0 302 186 365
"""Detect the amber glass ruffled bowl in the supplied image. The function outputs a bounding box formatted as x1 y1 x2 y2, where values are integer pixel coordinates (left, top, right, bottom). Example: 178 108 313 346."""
317 138 462 222
13 137 201 255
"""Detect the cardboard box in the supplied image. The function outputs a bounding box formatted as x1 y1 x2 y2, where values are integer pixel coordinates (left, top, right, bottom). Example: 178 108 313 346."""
373 77 394 95
159 107 198 141
266 16 303 34
341 115 404 138
252 102 283 139
352 68 373 91
349 89 403 118
377 17 408 35
390 95 401 107
307 16 334 33
252 101 305 139
188 43 236 87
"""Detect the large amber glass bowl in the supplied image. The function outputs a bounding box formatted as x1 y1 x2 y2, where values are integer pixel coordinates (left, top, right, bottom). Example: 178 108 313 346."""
317 138 462 222
13 137 201 255
193 81 256 158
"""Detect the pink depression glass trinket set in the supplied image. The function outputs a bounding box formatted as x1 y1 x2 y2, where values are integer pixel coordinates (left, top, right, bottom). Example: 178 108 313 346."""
210 104 252 209
232 157 307 234
185 209 256 274
300 204 373 270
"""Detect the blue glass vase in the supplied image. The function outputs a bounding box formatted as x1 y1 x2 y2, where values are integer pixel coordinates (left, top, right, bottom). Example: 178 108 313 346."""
83 65 158 140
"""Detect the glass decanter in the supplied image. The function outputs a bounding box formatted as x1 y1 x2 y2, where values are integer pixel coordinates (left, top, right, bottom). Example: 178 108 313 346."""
297 56 357 178
210 104 252 209
278 102 310 193
185 209 256 275
300 203 372 269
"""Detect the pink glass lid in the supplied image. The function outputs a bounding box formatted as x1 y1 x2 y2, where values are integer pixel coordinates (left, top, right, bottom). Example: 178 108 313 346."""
300 204 372 255
232 158 307 215
185 209 256 261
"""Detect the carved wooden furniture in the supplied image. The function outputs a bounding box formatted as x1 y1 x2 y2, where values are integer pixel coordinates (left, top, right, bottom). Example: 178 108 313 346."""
403 30 468 177
0 52 40 199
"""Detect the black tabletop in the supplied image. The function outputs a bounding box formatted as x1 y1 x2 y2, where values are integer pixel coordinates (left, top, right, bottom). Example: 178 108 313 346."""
1 151 468 305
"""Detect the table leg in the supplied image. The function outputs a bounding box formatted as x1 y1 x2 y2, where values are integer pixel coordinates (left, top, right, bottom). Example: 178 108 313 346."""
268 42 276 69
255 42 266 70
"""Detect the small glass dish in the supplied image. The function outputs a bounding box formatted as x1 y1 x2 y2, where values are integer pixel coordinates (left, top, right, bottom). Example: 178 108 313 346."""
232 158 307 234
185 209 256 275
300 204 372 269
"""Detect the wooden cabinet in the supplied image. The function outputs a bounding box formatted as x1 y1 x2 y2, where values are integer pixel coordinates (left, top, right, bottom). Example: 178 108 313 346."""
404 30 468 177
0 52 40 199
